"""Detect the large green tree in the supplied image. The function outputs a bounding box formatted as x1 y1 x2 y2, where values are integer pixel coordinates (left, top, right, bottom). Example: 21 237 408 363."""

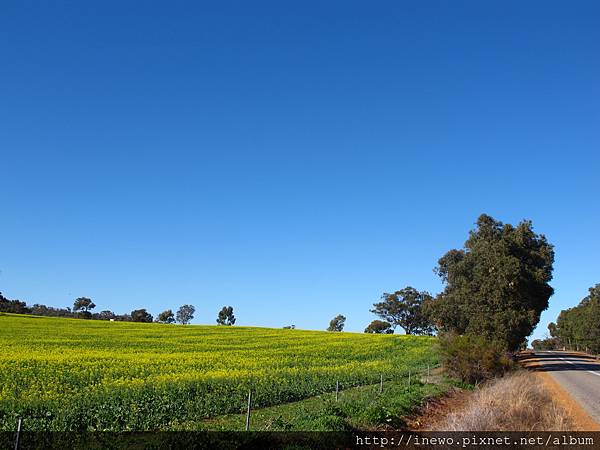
371 286 435 335
429 214 554 351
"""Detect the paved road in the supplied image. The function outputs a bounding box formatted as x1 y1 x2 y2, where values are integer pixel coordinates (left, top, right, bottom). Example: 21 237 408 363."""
531 351 600 423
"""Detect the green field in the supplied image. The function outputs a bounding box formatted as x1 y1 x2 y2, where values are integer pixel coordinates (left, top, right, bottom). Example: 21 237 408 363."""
0 314 439 431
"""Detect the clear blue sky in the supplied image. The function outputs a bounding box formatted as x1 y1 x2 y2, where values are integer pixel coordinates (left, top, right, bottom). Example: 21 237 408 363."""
1 1 599 340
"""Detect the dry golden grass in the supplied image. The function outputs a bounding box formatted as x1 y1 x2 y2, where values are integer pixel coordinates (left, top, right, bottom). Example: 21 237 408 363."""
433 371 573 431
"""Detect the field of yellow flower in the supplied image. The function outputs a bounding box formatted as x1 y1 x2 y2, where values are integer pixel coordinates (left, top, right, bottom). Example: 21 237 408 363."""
0 313 438 430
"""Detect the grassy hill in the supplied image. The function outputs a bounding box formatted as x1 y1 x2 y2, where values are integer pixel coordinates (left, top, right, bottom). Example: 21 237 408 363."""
0 313 439 431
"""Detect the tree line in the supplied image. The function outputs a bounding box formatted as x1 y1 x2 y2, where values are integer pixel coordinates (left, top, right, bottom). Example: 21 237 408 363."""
532 283 600 353
0 293 237 326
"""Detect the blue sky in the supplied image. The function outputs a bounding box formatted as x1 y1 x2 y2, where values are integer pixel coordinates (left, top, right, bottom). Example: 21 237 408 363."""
1 1 599 339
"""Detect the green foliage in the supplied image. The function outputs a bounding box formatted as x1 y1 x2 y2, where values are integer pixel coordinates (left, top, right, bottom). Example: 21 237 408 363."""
206 373 449 432
73 297 96 313
216 306 236 325
130 308 153 323
157 309 175 324
439 333 514 384
554 284 600 352
176 304 195 325
1 292 133 322
364 320 393 334
371 286 435 335
95 310 116 320
30 304 75 318
531 337 561 351
429 214 554 351
0 292 30 314
327 315 346 332
293 403 352 431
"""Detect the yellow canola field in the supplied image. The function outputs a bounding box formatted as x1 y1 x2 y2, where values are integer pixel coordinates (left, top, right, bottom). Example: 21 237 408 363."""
0 314 438 430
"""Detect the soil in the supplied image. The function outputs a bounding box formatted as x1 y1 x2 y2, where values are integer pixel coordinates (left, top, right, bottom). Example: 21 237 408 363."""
406 387 471 431
408 353 600 432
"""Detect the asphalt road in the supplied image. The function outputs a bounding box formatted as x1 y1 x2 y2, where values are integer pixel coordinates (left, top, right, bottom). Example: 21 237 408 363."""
532 351 600 423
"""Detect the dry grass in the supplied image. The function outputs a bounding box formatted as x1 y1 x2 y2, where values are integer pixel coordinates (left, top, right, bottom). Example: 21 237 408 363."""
432 371 573 431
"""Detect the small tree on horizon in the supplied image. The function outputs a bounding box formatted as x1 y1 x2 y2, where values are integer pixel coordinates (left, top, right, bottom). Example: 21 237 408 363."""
73 297 96 313
73 297 96 319
364 320 394 334
216 306 236 325
371 287 435 335
131 308 153 323
176 304 195 325
157 309 175 324
327 314 346 332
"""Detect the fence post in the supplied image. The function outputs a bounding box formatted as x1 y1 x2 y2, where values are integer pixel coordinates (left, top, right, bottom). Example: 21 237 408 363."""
14 417 22 450
427 364 430 382
408 370 411 389
379 374 383 394
335 381 339 402
245 390 252 431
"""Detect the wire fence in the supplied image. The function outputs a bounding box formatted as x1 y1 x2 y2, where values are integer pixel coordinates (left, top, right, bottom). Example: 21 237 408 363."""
241 363 440 431
9 362 441 444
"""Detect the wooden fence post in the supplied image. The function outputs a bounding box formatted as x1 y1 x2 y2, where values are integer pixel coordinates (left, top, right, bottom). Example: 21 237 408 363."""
245 391 252 431
379 374 383 394
335 381 339 402
408 370 411 389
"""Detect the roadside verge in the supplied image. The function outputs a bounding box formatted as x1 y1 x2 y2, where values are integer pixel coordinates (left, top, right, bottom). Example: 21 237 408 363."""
520 352 600 431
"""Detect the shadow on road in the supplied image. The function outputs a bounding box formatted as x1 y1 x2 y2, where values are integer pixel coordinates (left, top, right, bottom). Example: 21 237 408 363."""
519 351 600 372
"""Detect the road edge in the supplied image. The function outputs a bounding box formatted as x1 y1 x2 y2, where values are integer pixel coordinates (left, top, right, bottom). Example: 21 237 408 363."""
535 371 600 431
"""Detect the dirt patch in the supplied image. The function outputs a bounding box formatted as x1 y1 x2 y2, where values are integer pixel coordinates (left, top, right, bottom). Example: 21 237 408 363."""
410 371 575 431
407 387 471 430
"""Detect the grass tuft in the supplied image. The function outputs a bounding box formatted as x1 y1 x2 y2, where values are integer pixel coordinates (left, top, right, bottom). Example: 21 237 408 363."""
433 371 573 431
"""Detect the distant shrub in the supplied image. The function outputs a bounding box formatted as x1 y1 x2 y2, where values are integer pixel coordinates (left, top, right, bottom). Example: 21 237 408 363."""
439 333 514 384
531 337 561 351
